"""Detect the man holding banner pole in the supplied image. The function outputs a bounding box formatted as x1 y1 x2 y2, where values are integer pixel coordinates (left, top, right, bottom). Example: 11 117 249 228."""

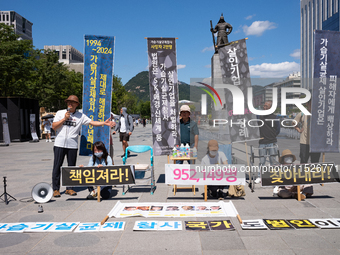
294 98 321 164
51 95 116 198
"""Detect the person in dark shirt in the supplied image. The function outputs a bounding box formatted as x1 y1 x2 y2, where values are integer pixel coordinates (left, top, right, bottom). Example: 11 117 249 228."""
256 100 280 183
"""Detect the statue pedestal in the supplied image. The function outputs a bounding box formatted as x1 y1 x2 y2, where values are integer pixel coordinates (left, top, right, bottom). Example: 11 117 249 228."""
211 53 222 85
211 53 229 138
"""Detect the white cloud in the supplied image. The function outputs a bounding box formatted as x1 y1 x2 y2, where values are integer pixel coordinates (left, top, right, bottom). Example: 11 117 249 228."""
250 61 300 78
202 45 215 52
177 64 186 70
290 49 300 59
243 21 277 36
245 14 256 20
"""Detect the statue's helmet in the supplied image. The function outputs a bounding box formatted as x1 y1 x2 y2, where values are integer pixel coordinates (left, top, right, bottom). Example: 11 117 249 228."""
218 13 225 23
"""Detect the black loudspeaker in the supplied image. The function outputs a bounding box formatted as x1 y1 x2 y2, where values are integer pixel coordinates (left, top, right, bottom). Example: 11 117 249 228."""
0 97 40 142
31 182 53 203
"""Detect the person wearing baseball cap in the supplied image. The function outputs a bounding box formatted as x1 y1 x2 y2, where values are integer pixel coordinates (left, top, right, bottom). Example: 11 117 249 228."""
177 105 199 164
51 95 116 198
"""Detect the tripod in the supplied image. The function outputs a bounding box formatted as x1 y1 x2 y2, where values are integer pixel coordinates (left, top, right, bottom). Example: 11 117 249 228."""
0 177 16 205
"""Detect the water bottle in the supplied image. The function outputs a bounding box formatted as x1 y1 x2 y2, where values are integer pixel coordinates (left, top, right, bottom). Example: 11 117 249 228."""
176 145 180 157
172 147 177 158
180 143 185 157
192 147 197 158
185 143 190 157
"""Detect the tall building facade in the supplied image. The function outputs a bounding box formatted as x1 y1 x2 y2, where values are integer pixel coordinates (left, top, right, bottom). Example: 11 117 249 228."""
300 0 340 90
0 10 33 40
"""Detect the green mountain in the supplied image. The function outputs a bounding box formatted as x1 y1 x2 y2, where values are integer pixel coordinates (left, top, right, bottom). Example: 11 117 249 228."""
124 71 202 102
124 71 264 103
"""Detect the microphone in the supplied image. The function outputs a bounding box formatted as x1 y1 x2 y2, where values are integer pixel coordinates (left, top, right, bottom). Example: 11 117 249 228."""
67 107 71 112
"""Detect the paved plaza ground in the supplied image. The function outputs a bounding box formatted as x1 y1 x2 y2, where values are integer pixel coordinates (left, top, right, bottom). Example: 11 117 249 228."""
1 124 340 254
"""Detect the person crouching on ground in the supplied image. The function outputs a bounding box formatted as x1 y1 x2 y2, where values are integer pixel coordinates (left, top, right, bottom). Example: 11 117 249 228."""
79 141 113 200
276 149 313 200
201 140 245 199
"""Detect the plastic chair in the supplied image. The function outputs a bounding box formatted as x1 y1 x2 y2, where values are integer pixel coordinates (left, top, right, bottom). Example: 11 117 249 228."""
122 145 155 195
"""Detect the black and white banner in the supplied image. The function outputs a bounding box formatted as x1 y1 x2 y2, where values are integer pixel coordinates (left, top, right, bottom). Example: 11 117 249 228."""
218 39 260 143
311 30 340 153
147 38 180 156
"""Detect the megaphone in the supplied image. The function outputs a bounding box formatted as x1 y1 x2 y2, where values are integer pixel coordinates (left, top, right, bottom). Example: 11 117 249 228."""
31 182 53 203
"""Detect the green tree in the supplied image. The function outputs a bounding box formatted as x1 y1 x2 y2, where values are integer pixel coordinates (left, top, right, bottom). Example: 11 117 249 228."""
0 23 84 111
0 23 38 97
111 75 138 114
139 101 151 118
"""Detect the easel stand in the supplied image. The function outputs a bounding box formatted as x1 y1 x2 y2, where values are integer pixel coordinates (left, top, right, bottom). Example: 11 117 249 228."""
0 177 16 205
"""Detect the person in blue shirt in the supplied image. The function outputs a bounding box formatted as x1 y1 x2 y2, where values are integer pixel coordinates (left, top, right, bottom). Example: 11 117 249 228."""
79 141 113 199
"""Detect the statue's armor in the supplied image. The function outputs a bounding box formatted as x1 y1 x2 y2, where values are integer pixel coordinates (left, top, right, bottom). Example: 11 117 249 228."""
214 22 232 45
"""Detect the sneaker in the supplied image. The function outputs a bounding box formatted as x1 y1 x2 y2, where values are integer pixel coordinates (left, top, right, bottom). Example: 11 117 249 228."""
254 178 262 184
218 190 224 200
49 139 52 142
86 190 97 199
65 189 77 196
53 190 61 197
46 140 48 142
273 186 279 196
121 154 126 158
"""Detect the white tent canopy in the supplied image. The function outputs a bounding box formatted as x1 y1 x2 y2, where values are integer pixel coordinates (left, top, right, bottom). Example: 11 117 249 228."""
178 100 194 104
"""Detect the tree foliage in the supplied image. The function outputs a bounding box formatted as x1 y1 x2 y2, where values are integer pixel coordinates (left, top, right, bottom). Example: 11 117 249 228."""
0 23 148 115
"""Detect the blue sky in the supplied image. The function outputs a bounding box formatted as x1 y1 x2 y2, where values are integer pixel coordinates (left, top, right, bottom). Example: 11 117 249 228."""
2 0 301 85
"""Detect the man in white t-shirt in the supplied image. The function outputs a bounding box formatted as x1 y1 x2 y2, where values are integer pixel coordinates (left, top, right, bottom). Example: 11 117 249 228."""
52 95 116 198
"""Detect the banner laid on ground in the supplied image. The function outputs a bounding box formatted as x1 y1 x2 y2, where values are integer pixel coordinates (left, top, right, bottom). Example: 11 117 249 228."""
147 38 180 156
218 39 260 143
165 164 246 185
133 221 182 231
311 30 340 153
0 222 125 233
261 163 339 186
61 165 135 186
107 201 238 218
1 113 10 144
80 35 115 156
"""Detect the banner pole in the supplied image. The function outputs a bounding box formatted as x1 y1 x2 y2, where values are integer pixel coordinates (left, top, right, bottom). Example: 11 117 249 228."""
322 153 325 186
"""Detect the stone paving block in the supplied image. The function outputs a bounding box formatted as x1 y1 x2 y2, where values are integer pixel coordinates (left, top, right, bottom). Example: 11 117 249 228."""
28 232 121 254
247 250 295 255
277 230 335 250
200 234 246 250
203 250 249 255
241 234 289 250
114 232 201 252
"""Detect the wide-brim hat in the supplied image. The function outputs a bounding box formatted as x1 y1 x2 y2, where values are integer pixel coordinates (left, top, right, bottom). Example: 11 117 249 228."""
208 139 219 151
65 95 80 104
279 149 296 164
180 105 191 113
